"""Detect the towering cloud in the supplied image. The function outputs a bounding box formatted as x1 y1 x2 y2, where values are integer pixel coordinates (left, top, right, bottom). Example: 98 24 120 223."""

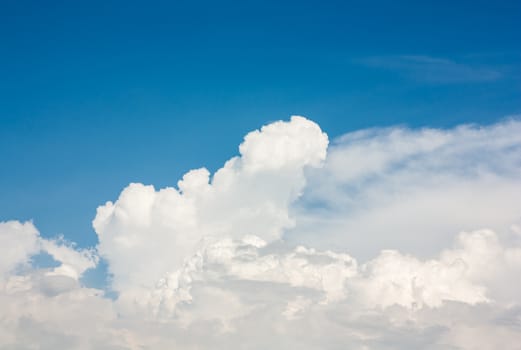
93 116 328 305
1 116 521 349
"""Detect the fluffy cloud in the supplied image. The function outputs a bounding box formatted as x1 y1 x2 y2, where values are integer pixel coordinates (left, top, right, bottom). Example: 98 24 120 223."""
0 221 109 349
1 116 521 349
291 120 521 259
0 221 39 278
93 116 328 297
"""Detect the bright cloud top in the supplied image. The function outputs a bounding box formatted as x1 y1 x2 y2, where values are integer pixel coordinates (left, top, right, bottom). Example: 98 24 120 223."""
1 116 521 349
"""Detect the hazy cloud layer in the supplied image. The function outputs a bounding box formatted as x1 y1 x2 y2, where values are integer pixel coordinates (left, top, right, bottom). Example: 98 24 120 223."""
1 116 521 349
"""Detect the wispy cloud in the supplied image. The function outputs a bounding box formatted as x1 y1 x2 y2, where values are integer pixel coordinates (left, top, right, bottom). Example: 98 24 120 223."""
360 55 504 83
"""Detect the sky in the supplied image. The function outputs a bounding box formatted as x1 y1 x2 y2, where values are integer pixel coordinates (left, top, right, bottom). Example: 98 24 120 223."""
1 0 520 247
1 1 521 349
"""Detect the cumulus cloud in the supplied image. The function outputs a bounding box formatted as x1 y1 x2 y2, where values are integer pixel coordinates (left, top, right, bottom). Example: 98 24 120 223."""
0 221 39 278
93 116 328 297
1 116 521 349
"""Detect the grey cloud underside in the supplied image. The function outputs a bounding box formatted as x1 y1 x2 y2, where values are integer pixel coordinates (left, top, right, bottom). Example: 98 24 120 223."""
1 116 521 349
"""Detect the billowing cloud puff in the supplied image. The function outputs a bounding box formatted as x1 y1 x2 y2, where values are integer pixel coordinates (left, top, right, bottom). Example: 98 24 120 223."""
93 116 328 296
1 116 521 349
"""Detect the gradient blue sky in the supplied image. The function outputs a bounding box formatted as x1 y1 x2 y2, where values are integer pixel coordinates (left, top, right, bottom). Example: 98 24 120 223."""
1 0 520 249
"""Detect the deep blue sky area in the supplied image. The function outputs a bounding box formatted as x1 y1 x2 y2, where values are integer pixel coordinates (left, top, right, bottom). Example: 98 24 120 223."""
1 0 520 248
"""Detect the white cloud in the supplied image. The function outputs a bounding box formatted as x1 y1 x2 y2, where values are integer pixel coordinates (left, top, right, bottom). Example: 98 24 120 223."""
93 116 328 298
0 221 39 278
41 237 98 280
291 119 521 259
1 116 521 349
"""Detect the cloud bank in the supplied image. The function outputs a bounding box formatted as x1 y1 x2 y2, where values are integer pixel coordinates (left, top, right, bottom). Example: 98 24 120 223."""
1 116 521 349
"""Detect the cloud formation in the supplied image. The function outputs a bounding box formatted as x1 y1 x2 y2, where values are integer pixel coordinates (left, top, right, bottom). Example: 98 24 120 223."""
293 120 521 258
360 55 503 83
1 116 521 349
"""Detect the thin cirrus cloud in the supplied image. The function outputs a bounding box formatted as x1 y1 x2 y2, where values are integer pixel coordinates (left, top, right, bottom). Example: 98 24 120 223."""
1 116 521 349
360 55 504 83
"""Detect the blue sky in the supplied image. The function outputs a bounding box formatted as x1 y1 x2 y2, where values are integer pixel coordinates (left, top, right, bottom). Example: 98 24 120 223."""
1 0 520 249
